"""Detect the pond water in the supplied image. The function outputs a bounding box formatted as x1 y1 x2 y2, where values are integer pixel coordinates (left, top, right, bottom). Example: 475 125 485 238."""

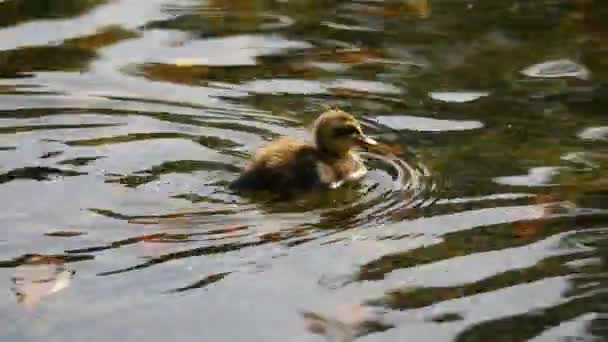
1 0 607 341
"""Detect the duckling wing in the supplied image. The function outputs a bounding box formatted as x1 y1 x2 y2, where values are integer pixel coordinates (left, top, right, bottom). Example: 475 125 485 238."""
230 139 323 193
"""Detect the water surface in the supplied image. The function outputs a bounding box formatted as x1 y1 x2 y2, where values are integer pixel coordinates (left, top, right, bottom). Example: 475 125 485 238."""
1 0 608 341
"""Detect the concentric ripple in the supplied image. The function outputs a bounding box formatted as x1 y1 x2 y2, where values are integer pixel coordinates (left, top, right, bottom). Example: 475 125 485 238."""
305 151 437 229
68 96 438 233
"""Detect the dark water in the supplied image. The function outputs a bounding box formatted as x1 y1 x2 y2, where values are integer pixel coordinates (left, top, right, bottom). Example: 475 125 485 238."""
1 0 608 341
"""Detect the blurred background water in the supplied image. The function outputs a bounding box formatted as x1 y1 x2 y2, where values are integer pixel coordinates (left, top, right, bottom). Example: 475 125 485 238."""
0 0 607 341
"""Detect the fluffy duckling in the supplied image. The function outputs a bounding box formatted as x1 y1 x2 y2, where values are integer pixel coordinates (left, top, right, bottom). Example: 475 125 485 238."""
229 109 377 194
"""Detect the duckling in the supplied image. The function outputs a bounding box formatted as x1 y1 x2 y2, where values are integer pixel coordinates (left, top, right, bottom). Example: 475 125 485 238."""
229 108 377 195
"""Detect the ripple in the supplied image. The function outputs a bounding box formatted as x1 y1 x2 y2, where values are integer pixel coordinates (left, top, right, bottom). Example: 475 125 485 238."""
321 21 381 32
238 79 326 95
0 0 167 50
578 126 608 141
166 271 231 293
374 115 483 131
44 231 87 237
0 253 94 268
494 167 562 187
264 151 438 230
235 79 402 96
429 91 490 103
0 1 607 341
521 59 591 80
142 34 313 67
106 160 241 188
147 9 296 34
58 156 105 166
0 123 122 134
0 166 85 184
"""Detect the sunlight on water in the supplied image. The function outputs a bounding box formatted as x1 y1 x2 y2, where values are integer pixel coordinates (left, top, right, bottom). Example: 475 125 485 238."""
0 0 608 341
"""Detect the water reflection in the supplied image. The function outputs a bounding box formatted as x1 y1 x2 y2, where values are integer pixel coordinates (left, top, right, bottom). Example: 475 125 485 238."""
11 258 75 309
0 0 108 28
0 0 607 341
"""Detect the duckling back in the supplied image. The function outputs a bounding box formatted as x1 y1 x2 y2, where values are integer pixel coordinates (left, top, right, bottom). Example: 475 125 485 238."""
229 137 324 194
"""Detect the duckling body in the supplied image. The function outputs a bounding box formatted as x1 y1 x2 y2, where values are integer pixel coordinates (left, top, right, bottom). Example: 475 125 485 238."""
230 109 376 195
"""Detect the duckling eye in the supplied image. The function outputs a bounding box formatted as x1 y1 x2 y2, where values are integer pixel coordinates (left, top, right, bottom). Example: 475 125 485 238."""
333 126 359 137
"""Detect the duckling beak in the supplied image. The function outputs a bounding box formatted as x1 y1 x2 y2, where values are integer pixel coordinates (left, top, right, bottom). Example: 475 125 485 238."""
356 134 378 146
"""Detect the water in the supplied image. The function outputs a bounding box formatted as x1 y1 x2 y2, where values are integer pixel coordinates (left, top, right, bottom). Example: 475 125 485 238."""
1 0 607 341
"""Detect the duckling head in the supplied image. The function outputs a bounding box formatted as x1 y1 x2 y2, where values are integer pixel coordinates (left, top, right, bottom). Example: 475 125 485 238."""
313 109 377 157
